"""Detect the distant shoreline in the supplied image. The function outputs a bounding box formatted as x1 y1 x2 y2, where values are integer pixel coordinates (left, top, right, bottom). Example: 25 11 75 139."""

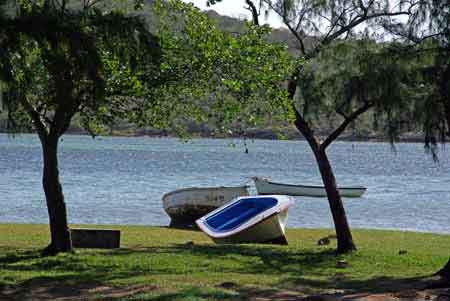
62 127 436 144
0 128 434 143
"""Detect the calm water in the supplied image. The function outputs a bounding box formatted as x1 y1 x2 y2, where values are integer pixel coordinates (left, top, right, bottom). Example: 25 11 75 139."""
1 133 449 233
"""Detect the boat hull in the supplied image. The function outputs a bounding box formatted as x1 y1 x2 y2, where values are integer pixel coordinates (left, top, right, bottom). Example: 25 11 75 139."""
211 210 289 245
253 177 366 198
196 195 293 245
162 186 249 227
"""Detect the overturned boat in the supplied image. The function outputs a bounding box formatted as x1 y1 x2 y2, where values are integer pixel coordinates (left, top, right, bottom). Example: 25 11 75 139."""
196 195 294 245
253 177 366 198
162 185 249 228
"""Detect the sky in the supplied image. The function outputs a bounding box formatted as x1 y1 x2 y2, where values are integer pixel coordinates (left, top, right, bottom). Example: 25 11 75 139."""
182 0 410 34
182 0 286 28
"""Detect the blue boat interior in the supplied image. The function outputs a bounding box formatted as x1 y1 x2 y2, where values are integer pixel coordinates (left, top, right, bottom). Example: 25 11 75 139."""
205 197 278 232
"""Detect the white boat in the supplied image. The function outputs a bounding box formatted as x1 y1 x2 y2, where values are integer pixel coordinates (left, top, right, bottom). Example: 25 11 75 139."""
253 177 366 198
196 195 294 245
162 185 249 227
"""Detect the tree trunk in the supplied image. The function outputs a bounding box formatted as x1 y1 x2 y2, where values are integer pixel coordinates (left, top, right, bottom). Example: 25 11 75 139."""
438 63 450 281
40 135 72 256
290 89 356 253
437 258 450 280
313 148 357 253
441 63 450 137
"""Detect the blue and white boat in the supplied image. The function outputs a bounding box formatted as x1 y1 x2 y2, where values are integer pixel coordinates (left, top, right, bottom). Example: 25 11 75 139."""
196 195 294 245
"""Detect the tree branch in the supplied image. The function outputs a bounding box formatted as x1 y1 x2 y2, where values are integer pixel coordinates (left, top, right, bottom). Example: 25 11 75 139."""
322 5 354 42
357 0 368 13
292 103 320 152
321 102 373 150
50 101 78 139
84 0 103 10
408 32 446 45
245 0 260 26
441 63 450 138
19 97 48 139
321 10 411 47
264 0 307 55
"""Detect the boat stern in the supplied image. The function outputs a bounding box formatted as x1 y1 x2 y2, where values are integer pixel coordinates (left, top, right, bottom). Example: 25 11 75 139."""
196 195 295 244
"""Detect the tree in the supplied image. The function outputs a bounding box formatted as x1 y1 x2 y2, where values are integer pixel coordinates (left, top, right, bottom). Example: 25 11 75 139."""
384 0 450 282
0 0 294 255
383 0 449 146
207 0 419 253
149 0 294 137
0 0 162 255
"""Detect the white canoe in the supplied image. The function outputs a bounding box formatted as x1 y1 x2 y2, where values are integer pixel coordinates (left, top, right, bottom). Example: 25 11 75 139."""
253 177 366 198
162 185 249 227
196 195 294 245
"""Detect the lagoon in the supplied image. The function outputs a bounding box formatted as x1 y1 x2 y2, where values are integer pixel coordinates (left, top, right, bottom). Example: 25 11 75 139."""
1 133 449 233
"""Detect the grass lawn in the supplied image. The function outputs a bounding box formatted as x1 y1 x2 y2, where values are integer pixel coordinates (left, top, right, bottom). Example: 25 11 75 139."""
0 224 449 300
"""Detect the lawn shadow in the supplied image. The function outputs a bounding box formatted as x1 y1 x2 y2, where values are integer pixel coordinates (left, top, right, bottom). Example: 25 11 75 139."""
99 243 339 277
120 287 243 301
1 276 159 301
0 243 336 300
1 244 447 300
0 249 40 264
285 274 423 290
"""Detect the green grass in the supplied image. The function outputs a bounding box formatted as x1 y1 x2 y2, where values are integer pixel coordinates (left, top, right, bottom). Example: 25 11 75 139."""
0 224 449 300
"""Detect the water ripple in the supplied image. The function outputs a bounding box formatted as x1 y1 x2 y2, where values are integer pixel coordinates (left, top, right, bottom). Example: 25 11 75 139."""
0 134 449 233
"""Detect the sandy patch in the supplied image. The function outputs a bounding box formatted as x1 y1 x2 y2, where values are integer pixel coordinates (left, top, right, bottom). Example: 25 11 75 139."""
1 279 449 300
1 283 157 300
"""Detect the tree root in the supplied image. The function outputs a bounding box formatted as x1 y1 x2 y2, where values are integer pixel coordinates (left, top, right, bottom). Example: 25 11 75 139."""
437 259 450 281
41 243 57 257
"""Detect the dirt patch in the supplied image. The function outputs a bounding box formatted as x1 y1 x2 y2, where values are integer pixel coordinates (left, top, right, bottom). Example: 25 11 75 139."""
239 288 449 301
235 278 450 301
0 282 157 300
1 278 449 300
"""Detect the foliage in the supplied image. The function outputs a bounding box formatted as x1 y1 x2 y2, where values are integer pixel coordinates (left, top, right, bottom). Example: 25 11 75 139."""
149 0 295 136
0 0 162 137
0 0 297 254
381 0 450 153
203 0 435 254
0 0 163 254
387 0 449 48
299 39 421 141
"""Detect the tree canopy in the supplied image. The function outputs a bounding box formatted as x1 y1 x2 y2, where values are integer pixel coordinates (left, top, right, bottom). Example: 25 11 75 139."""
384 0 450 148
0 0 162 136
147 0 294 136
0 0 164 255
203 0 425 253
0 0 295 254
